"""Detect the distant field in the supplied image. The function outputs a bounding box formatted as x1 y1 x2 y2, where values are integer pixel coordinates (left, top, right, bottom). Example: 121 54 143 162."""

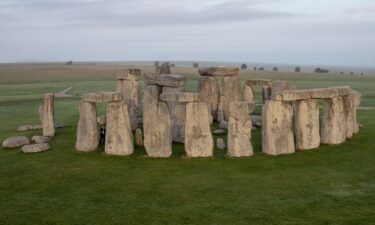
0 63 374 225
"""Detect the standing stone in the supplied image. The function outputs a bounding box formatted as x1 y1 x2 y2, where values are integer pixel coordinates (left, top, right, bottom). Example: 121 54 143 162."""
221 76 241 120
262 100 295 155
217 102 224 122
185 102 213 157
295 99 320 150
155 62 171 74
343 94 355 139
105 101 134 156
321 97 346 145
198 76 219 120
143 85 172 157
38 106 44 126
353 91 362 134
243 84 255 104
227 102 253 157
216 138 226 150
270 81 292 98
42 93 55 137
135 128 143 147
76 101 99 152
262 85 272 103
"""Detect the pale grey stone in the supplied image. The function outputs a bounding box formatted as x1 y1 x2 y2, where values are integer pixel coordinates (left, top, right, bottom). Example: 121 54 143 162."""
116 68 141 81
198 76 219 119
213 129 226 135
76 101 99 152
31 135 52 144
17 125 42 132
22 143 50 153
219 120 228 129
83 92 122 103
198 67 239 76
155 62 171 75
321 97 346 145
216 138 226 150
2 136 30 149
221 75 241 120
135 128 143 147
245 79 272 86
251 115 262 127
43 93 55 137
272 86 353 101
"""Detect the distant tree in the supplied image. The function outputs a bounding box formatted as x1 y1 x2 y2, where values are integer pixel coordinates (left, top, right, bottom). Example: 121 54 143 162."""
154 61 159 67
361 73 364 76
315 67 329 73
350 72 354 75
273 67 278 72
340 72 344 74
258 67 265 71
241 64 248 70
253 67 257 71
170 63 175 67
295 67 301 73
193 62 199 68
66 61 73 65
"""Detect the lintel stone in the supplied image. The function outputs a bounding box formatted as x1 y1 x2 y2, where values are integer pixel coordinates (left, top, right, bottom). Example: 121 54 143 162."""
160 92 198 103
144 74 186 87
83 92 122 103
198 67 239 76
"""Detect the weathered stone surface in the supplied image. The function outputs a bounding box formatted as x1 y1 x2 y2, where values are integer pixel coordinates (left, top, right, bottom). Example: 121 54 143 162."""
2 136 30 149
216 138 226 150
117 69 141 81
353 91 362 134
162 87 186 143
105 101 134 156
143 101 172 157
217 102 224 122
83 92 122 103
22 143 50 153
116 79 141 130
270 81 292 99
17 124 42 132
221 75 241 120
31 135 52 144
160 92 198 103
144 74 186 87
251 115 262 127
245 79 272 86
272 86 353 101
262 85 272 103
185 102 213 157
198 67 239 76
295 99 320 150
43 93 55 137
97 115 106 126
262 100 295 155
321 97 346 145
76 101 99 152
135 128 143 147
219 120 228 129
343 94 355 139
243 84 255 104
155 62 171 75
227 102 253 157
213 129 226 135
38 105 44 125
198 76 219 119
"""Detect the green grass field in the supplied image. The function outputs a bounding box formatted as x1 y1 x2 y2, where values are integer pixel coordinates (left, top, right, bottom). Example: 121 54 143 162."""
1 63 375 225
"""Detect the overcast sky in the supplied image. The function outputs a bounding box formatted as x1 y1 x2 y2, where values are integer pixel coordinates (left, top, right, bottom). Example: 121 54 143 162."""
1 0 374 66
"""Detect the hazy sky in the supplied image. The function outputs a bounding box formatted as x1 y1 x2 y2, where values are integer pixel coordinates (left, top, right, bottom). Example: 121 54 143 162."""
1 0 374 66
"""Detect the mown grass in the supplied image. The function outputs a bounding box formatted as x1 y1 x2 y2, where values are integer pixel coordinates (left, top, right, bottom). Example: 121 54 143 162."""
0 63 374 225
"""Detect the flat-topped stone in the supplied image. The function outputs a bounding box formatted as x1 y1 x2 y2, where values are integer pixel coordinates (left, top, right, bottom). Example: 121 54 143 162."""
144 74 186 87
2 136 30 149
32 135 52 144
17 124 43 132
116 69 141 81
160 92 198 103
198 67 239 76
22 143 50 153
272 86 353 101
245 79 272 86
83 92 122 103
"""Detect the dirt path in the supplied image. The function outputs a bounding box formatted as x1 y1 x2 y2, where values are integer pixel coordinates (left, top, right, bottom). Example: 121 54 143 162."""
55 87 73 97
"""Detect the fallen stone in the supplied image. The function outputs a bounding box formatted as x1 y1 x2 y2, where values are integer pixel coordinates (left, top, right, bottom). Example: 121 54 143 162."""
17 124 43 132
198 76 219 119
245 79 272 86
38 105 44 125
135 128 143 147
43 93 55 137
55 124 67 129
198 67 239 76
160 92 198 103
31 135 52 144
251 115 262 127
185 102 213 157
144 74 186 87
272 86 353 101
262 100 295 155
155 62 171 75
216 138 226 150
76 101 99 152
82 92 122 103
321 97 346 145
213 129 226 135
221 75 242 120
2 136 30 149
105 101 134 156
294 99 320 150
116 68 141 81
22 143 50 153
227 102 253 157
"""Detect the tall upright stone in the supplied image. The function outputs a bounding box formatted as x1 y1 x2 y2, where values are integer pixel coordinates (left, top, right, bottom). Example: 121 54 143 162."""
343 94 355 139
76 101 99 152
321 97 346 145
221 76 241 121
185 102 213 157
227 102 253 157
243 84 255 104
155 62 171 74
262 100 295 155
295 99 320 150
116 69 141 131
198 76 219 120
143 85 172 157
353 91 362 134
42 93 55 137
270 81 292 98
38 105 44 126
105 101 134 156
262 85 272 103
